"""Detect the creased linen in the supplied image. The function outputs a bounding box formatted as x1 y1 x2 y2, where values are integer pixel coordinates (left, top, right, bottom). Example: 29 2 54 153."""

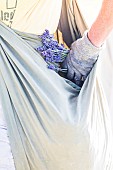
0 21 113 170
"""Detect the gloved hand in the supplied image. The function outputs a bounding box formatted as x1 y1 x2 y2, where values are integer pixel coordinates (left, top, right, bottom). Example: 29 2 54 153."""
62 30 103 87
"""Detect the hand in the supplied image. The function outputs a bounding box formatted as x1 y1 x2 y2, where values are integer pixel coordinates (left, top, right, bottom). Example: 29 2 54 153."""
62 31 101 87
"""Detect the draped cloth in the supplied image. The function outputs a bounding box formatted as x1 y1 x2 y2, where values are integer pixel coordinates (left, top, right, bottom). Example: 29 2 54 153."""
0 1 113 170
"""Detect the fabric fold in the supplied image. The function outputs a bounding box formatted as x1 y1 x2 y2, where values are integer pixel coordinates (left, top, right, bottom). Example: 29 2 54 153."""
0 22 113 170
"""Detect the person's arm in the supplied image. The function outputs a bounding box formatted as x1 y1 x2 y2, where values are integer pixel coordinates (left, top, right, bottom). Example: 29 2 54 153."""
88 0 113 47
62 0 113 87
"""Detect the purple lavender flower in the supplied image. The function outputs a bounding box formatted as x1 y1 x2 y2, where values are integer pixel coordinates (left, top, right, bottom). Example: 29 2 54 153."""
57 45 64 50
47 64 56 70
44 29 49 35
49 40 58 47
41 51 47 57
45 56 54 62
43 45 47 51
61 43 64 47
53 55 62 62
36 29 69 72
37 46 44 52
46 49 54 56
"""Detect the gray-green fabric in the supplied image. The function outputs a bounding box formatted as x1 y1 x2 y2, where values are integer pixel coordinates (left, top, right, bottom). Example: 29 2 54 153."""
0 22 113 170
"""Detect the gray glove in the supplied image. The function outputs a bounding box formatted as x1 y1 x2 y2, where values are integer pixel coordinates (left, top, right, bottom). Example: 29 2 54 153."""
62 31 102 87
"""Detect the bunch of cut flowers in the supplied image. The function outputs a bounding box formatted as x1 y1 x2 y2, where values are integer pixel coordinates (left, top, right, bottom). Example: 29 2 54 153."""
36 29 69 73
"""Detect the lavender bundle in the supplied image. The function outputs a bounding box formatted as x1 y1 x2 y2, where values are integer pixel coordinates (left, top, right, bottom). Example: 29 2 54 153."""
36 30 69 73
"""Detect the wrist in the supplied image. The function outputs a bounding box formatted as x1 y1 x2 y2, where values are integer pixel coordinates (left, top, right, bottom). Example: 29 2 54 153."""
88 15 113 47
88 28 104 48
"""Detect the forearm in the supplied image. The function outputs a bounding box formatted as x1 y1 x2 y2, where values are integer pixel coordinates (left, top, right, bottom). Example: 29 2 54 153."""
88 0 113 47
